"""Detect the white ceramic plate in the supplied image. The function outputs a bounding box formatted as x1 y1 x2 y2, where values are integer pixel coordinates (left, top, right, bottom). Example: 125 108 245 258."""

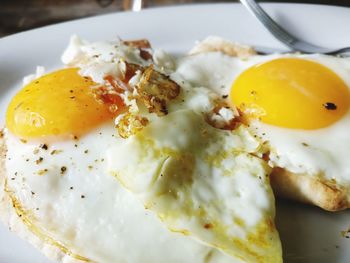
1 3 350 263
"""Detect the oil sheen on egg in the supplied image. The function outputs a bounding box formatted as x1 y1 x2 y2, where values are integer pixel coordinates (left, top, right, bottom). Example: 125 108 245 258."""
107 94 282 261
175 49 350 190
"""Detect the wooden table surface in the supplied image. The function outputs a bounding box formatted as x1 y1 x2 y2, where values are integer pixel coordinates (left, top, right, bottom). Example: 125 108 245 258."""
1 0 350 37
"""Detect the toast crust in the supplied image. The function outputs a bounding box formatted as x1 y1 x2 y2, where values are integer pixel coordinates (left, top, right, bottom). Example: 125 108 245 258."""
270 167 349 211
189 36 257 58
0 132 85 263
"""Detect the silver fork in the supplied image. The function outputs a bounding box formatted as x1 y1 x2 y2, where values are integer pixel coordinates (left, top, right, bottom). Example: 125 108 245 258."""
123 0 145 11
240 0 350 55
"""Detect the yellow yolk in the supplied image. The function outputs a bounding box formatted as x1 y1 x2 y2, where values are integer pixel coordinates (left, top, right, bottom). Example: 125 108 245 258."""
230 58 350 129
6 68 117 138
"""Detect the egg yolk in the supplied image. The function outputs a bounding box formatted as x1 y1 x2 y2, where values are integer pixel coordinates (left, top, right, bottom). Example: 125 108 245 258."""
6 68 119 138
230 58 350 129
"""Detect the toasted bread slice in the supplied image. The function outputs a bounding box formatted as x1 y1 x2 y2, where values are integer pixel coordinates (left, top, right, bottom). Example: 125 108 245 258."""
270 168 349 211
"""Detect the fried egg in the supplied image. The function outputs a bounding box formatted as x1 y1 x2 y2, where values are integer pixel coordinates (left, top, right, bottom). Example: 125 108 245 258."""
107 109 281 262
1 36 282 262
4 39 230 262
176 36 350 204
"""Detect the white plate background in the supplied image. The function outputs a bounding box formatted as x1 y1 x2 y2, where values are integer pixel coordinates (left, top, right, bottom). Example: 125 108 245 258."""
0 3 350 263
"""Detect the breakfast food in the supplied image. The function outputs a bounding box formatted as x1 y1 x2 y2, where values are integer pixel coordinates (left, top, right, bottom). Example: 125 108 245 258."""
183 36 350 211
0 36 282 262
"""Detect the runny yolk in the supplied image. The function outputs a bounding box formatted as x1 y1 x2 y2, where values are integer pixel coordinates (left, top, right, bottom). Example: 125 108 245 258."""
6 68 120 138
230 58 350 129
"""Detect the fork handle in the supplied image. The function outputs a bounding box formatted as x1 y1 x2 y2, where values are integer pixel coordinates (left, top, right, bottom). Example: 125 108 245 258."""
240 0 297 46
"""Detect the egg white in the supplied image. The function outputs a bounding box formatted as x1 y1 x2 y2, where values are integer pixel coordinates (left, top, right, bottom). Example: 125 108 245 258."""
5 124 240 263
107 108 281 262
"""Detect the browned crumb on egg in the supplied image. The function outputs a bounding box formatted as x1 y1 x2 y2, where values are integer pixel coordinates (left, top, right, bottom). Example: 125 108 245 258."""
203 223 213 229
37 169 48 176
20 138 27 144
122 39 153 61
136 65 180 116
60 166 67 175
205 102 242 130
323 102 337 110
139 50 153 61
116 112 149 139
88 165 93 170
123 39 151 49
124 62 143 82
81 195 85 199
35 157 43 164
261 152 270 162
0 129 3 138
99 61 180 120
122 62 181 117
84 150 89 154
92 84 126 114
50 149 62 155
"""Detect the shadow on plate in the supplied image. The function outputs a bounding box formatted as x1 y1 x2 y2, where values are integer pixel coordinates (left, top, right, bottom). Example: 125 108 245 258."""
276 198 350 263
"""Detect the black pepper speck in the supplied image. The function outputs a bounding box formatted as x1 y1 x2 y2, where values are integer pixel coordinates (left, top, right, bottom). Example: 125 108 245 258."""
323 102 337 110
60 166 67 174
40 144 48 150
